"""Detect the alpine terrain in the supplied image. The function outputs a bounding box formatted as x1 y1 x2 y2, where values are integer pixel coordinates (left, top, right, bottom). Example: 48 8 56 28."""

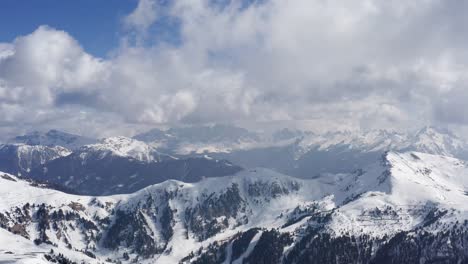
2 1 468 263
1 148 468 263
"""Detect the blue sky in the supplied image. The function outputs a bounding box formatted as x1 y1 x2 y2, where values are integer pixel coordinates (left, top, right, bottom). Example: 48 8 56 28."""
0 0 136 57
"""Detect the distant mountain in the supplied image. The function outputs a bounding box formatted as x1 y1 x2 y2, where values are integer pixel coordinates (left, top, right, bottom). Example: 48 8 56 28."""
135 124 260 143
8 126 468 181
296 126 468 158
286 126 468 177
29 136 242 195
78 136 174 163
408 126 468 156
11 129 96 150
1 151 468 263
134 124 261 154
0 143 70 176
204 126 468 178
0 135 241 196
272 128 311 141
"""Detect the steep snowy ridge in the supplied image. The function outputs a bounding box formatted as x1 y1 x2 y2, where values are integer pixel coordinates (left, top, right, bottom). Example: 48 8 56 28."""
386 151 468 204
1 151 468 263
327 151 468 238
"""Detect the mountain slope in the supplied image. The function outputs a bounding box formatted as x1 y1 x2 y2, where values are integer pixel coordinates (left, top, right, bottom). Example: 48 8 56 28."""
0 228 98 264
32 155 242 195
0 144 71 176
188 152 468 263
1 151 468 263
0 169 315 263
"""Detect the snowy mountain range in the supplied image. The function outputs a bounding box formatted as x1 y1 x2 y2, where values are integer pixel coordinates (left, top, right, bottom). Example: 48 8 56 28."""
2 125 468 263
1 151 468 263
132 125 468 159
10 129 96 150
0 133 242 195
197 126 468 178
0 125 468 190
8 125 468 164
1 125 468 193
296 126 468 158
133 124 262 155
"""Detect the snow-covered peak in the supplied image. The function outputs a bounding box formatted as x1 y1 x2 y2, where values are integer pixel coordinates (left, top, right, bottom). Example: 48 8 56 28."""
100 136 153 158
10 129 96 150
408 126 466 156
78 136 171 162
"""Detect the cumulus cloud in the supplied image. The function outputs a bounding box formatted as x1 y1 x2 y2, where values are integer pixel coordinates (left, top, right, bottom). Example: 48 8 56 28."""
7 27 106 101
123 0 158 44
124 0 158 30
1 0 468 138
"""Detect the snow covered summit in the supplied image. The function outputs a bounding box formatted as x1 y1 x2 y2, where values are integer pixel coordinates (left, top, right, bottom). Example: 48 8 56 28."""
78 136 172 162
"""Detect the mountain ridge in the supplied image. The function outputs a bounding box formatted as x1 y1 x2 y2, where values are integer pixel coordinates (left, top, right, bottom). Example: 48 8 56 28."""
1 151 468 263
10 129 97 150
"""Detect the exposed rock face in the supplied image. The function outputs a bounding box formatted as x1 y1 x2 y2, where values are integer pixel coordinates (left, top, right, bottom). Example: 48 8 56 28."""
185 183 246 241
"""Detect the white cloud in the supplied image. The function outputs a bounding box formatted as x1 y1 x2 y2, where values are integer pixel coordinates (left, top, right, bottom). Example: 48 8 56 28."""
123 0 158 44
0 43 14 60
0 26 107 106
124 0 157 30
1 0 468 138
